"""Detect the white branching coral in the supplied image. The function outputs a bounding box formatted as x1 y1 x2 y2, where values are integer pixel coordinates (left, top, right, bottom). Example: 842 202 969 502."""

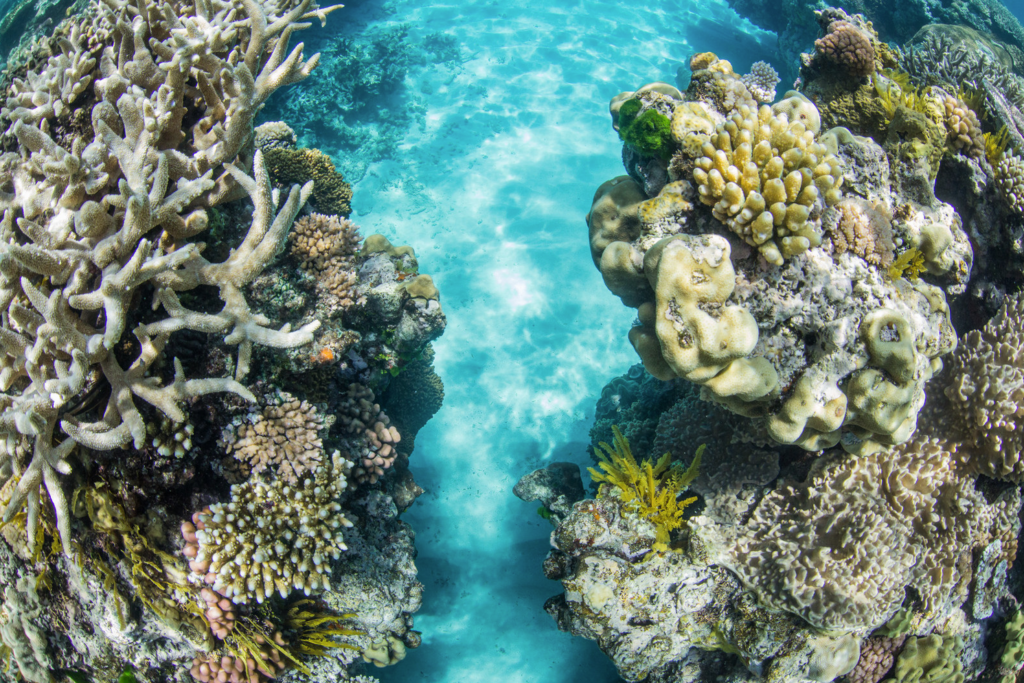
183 452 354 604
0 0 339 556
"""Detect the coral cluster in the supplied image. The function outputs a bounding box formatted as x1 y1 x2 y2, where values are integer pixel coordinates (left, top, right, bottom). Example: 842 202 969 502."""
546 18 1024 682
0 0 446 679
290 213 365 312
814 18 876 78
692 100 844 265
222 391 328 484
590 49 971 456
705 437 1020 631
184 452 354 604
189 633 288 683
0 0 329 557
996 154 1024 215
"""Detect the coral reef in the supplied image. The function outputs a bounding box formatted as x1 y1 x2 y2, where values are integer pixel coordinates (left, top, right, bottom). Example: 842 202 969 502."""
541 16 1024 683
590 52 968 455
0 0 446 679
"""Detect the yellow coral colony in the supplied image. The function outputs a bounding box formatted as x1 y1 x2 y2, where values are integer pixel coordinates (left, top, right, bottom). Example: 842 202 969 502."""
692 103 844 265
589 426 701 548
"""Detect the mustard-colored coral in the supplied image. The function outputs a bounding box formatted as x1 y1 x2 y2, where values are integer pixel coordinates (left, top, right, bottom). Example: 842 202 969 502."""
887 248 927 281
692 103 843 265
589 426 701 548
265 148 353 217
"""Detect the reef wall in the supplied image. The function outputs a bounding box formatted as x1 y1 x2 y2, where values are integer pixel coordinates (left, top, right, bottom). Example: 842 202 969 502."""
0 0 445 681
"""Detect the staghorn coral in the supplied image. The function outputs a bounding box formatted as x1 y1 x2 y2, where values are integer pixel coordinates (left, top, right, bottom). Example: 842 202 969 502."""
0 575 53 683
814 19 876 78
0 0 331 557
265 147 354 217
183 452 354 605
823 197 895 267
692 101 844 265
222 391 328 484
945 293 1024 481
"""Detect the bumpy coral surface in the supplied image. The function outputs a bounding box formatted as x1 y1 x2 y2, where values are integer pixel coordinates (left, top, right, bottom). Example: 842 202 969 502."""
186 453 354 604
590 58 966 455
814 19 876 78
692 101 843 265
0 0 446 679
946 293 1024 480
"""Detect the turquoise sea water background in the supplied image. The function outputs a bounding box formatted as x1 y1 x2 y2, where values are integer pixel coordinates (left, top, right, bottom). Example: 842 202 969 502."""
266 1 775 680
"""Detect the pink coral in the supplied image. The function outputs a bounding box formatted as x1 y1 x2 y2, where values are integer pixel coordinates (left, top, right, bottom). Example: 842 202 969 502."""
815 21 875 77
847 635 905 683
189 632 287 683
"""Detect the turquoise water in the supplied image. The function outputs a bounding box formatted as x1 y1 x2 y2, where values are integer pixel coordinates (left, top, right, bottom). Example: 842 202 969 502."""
275 1 773 680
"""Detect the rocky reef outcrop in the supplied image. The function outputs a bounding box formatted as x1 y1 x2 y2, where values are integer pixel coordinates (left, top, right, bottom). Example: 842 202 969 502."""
520 6 1024 682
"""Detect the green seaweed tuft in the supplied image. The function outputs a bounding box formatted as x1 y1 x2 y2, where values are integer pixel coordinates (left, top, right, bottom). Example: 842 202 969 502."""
618 101 673 160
